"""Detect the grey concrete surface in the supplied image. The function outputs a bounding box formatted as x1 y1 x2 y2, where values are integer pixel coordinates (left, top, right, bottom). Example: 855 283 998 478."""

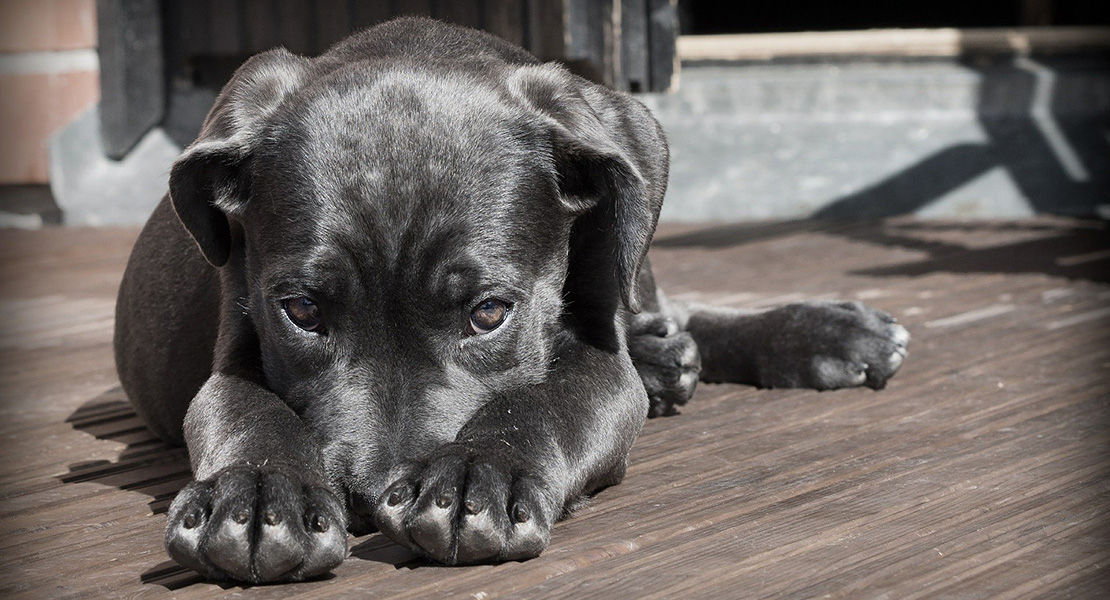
640 56 1110 221
49 106 180 226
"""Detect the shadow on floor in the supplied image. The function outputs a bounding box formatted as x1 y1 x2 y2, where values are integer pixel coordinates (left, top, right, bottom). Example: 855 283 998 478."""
849 220 1110 282
60 387 198 588
139 560 208 590
654 219 1110 284
138 558 339 590
58 386 190 515
350 536 427 569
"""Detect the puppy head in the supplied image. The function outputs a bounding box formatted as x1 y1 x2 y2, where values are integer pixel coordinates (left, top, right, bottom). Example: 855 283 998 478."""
168 51 667 528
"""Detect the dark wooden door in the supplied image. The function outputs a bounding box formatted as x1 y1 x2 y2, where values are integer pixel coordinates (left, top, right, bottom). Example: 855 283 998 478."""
97 0 679 158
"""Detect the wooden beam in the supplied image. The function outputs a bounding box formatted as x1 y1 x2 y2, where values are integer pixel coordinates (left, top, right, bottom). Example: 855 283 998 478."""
483 0 525 47
677 27 1110 62
621 0 650 92
96 0 164 160
647 0 678 92
525 0 565 62
436 0 482 29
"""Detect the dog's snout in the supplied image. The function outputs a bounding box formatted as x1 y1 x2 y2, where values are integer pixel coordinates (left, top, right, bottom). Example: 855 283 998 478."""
351 488 379 516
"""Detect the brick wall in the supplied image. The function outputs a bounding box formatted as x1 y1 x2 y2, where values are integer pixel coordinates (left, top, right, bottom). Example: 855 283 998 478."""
0 0 100 184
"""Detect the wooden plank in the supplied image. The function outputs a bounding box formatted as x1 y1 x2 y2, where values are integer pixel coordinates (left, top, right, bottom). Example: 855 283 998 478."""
525 0 565 61
96 0 164 159
562 0 614 86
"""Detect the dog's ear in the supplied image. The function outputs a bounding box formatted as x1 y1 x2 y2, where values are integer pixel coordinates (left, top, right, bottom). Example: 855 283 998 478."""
508 64 668 313
169 49 311 267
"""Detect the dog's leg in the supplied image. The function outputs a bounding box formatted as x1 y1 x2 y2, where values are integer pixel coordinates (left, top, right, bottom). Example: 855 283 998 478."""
162 291 349 584
668 299 909 391
165 373 348 583
626 258 702 416
373 341 646 565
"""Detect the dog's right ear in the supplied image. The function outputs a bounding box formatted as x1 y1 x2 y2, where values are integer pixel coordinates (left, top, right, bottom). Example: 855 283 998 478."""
169 49 311 267
507 64 668 314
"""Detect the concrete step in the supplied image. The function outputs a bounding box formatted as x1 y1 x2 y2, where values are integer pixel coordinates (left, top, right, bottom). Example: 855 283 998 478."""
640 55 1110 221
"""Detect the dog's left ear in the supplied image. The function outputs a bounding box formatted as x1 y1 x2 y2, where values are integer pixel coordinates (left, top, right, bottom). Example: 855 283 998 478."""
508 65 668 313
169 49 312 267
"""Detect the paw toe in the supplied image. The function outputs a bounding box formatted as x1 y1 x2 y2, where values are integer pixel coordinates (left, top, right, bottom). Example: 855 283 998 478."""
300 488 349 576
409 505 456 563
888 347 906 370
375 451 554 565
375 481 416 546
165 483 211 575
165 468 347 583
500 508 548 561
254 520 302 581
206 514 253 580
633 328 701 417
890 323 910 347
455 509 505 563
811 357 868 390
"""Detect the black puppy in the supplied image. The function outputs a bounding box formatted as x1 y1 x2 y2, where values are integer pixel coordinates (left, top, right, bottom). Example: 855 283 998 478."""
114 17 908 583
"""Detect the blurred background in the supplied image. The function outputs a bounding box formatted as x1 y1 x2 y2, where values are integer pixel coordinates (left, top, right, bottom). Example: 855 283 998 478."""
0 0 1107 228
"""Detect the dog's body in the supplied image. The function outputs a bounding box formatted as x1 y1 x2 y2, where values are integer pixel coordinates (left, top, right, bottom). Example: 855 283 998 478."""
115 18 908 583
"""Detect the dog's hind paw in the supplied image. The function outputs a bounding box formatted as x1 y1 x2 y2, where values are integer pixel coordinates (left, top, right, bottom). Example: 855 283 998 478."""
373 445 555 564
752 301 909 391
165 465 348 583
628 313 701 417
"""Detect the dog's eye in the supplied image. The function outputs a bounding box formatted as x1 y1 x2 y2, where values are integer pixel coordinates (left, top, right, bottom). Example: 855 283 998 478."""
468 299 510 335
283 297 324 332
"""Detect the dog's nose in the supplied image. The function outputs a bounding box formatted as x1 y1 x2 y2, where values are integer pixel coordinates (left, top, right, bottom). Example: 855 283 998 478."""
347 490 380 535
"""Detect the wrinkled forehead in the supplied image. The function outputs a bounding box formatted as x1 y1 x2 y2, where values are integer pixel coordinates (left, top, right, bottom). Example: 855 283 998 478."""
245 65 563 282
308 68 535 192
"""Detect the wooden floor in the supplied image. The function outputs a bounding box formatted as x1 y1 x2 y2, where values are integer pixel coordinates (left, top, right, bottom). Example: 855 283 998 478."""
1 218 1107 599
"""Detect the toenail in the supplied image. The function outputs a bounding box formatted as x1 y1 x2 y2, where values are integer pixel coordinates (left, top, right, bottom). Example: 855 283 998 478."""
387 487 409 506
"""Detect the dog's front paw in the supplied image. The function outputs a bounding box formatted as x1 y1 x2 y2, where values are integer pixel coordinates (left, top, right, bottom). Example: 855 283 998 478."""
374 445 555 564
628 313 701 417
165 465 347 583
758 301 909 390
